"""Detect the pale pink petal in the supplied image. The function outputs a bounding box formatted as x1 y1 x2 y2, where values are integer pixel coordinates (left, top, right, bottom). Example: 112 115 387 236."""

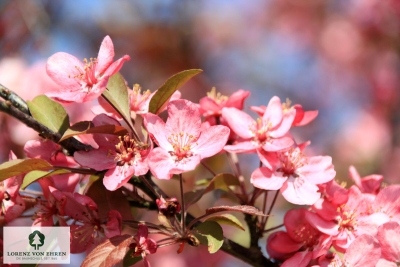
262 136 294 151
50 173 80 193
376 259 397 267
147 148 175 180
293 106 318 126
250 167 287 190
250 105 266 117
46 52 84 91
165 99 201 137
300 156 336 184
281 251 313 267
144 113 172 150
103 55 131 77
270 109 295 138
3 195 25 222
281 177 320 205
193 125 229 159
224 140 258 153
222 107 255 139
96 35 115 75
344 234 381 267
103 165 135 191
225 89 250 109
81 74 110 102
46 90 92 103
374 185 400 221
256 149 280 170
74 149 116 171
263 96 283 128
378 221 400 262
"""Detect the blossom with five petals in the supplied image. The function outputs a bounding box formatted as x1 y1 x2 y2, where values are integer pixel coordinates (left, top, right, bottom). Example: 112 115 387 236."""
223 96 295 154
129 224 157 267
46 35 130 103
144 99 230 180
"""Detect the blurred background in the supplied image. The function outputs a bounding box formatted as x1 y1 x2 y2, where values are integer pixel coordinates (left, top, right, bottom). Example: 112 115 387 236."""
0 0 400 266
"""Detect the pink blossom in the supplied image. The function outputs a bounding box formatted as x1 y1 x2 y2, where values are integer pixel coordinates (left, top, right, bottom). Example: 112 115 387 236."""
46 35 130 103
130 224 157 267
74 114 150 191
377 221 400 264
67 193 122 253
250 99 318 127
144 99 230 179
349 165 383 195
223 96 295 154
267 208 332 267
199 88 250 118
251 147 336 205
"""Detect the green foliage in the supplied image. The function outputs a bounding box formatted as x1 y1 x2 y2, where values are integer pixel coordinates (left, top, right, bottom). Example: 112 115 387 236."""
27 95 70 134
149 69 203 114
0 159 52 181
192 221 224 254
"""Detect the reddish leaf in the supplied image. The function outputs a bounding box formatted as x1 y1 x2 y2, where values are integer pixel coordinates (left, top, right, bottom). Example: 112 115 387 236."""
81 235 134 267
86 179 134 221
206 205 267 217
59 121 128 141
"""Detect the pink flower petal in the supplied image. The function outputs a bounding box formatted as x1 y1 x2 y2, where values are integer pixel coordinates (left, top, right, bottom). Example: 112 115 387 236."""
96 35 115 75
144 113 172 150
103 165 136 191
281 251 313 267
222 107 255 139
165 99 201 138
344 234 381 267
224 140 258 153
74 149 116 171
194 125 229 159
262 136 294 152
251 167 287 190
263 96 283 128
46 52 84 91
378 222 400 262
225 89 250 109
281 177 320 205
270 109 296 138
268 231 303 254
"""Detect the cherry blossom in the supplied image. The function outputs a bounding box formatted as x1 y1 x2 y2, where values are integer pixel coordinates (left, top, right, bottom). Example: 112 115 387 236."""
377 221 400 264
129 224 157 267
46 35 130 103
223 96 295 154
74 114 150 191
144 99 230 179
251 147 336 205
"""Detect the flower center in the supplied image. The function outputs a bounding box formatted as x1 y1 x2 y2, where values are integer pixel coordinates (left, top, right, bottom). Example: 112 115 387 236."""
207 87 228 104
249 118 272 144
277 148 307 177
131 84 151 108
70 58 98 91
337 205 358 232
109 135 148 166
168 132 198 162
293 222 320 248
281 98 293 112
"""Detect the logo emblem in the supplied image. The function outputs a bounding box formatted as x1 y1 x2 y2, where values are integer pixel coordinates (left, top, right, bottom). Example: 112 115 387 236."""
28 230 45 250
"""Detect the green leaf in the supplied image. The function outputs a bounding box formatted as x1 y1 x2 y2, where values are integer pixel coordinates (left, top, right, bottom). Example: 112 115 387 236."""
79 174 102 194
27 95 70 134
0 159 52 181
59 121 128 142
149 69 203 114
102 73 134 130
192 221 223 254
123 249 142 267
82 235 134 267
22 169 71 189
184 173 240 208
205 214 245 231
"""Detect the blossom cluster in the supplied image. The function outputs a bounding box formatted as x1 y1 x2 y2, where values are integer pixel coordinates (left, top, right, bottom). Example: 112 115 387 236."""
0 35 398 267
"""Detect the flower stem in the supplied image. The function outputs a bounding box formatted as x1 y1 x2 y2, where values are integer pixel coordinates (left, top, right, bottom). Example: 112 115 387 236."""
263 190 279 230
200 161 216 176
179 173 186 234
